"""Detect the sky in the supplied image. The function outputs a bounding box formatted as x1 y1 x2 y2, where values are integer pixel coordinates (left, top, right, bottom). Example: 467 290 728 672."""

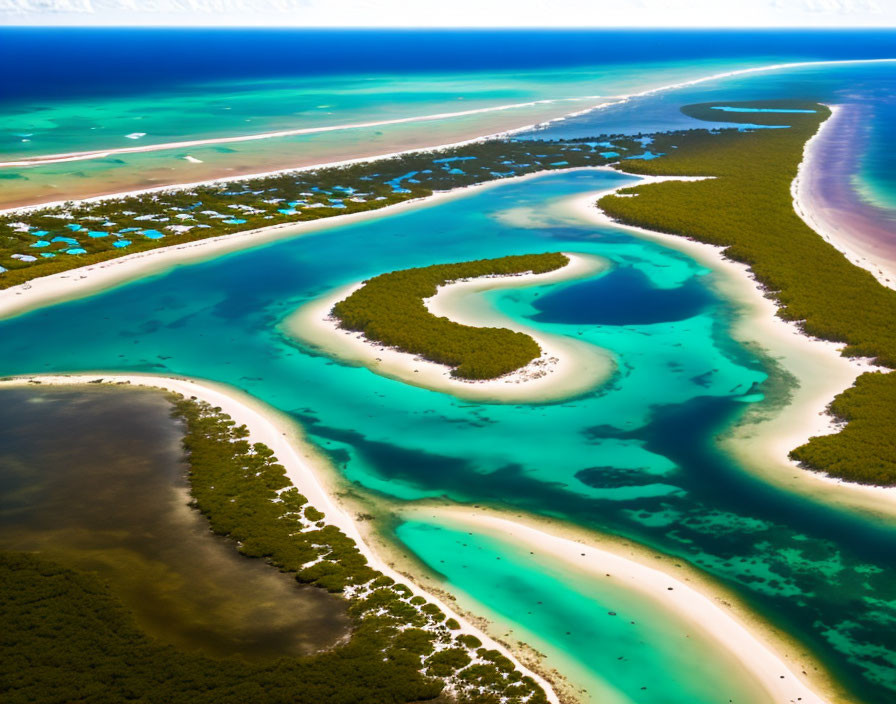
0 0 893 27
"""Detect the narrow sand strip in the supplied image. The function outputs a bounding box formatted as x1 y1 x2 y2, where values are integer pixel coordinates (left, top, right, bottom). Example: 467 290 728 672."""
1 95 605 168
398 505 840 704
6 58 894 213
282 252 615 404
0 373 562 704
792 104 896 290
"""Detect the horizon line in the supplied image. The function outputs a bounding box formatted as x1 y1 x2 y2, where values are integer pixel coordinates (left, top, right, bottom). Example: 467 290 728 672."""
3 24 896 30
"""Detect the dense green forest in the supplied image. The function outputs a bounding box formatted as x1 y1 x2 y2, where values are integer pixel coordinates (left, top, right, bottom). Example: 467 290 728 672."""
333 253 569 379
598 101 896 486
0 397 548 704
0 136 643 290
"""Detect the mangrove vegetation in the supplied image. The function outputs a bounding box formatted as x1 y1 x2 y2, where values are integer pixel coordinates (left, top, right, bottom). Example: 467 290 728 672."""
0 136 644 290
598 101 896 486
333 253 569 379
0 395 549 704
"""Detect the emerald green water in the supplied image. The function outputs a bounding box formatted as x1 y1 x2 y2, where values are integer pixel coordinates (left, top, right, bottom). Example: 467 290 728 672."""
396 520 770 704
0 170 894 702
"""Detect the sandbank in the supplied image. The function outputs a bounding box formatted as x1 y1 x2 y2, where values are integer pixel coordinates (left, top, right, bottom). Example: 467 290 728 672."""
8 58 894 173
393 504 843 704
282 252 615 404
5 58 895 211
0 372 561 704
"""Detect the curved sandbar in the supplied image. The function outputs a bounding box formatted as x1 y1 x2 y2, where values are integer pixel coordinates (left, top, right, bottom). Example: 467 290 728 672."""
0 372 561 704
396 505 840 704
283 252 614 403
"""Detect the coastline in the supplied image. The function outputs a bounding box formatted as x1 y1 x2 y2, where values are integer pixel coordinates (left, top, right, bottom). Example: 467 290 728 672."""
2 51 895 704
5 57 895 213
0 110 591 214
576 175 896 514
3 138 892 505
388 504 843 704
0 372 563 704
792 103 896 290
2 95 606 169
282 252 615 404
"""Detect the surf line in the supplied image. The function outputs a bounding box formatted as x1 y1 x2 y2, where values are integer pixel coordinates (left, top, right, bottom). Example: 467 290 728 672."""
4 58 894 170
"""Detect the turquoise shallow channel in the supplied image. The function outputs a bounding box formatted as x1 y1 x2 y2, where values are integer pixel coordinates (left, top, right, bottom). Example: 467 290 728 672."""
1 170 896 702
396 519 772 704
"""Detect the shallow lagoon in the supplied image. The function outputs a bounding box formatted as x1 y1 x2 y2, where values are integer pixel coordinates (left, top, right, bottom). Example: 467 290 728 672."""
0 170 895 701
0 386 350 660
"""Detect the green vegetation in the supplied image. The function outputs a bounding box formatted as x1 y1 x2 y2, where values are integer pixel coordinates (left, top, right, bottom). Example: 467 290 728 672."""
333 253 569 379
598 101 896 486
0 136 643 290
0 398 549 704
790 372 896 485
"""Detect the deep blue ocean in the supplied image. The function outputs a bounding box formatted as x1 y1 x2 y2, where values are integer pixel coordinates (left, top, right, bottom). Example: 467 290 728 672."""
2 28 895 100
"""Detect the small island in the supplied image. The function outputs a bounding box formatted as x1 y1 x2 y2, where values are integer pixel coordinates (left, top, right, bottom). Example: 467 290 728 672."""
286 252 613 402
334 252 569 379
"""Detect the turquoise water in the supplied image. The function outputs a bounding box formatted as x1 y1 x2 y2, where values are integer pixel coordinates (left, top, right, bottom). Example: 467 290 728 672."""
858 105 896 211
0 169 895 701
0 65 748 207
0 57 770 207
0 62 754 161
396 519 771 704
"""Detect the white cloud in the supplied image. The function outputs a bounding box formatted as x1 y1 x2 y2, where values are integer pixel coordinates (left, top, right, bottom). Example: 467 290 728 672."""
799 0 883 14
1 0 894 25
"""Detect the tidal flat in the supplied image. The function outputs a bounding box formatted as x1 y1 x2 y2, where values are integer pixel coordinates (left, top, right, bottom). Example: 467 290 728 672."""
0 385 350 660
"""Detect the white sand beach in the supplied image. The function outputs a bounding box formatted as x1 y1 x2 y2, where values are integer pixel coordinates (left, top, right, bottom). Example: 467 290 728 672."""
282 252 615 404
0 111 886 704
398 505 841 704
2 372 843 704
792 104 896 290
5 58 894 211
7 58 894 174
0 372 562 704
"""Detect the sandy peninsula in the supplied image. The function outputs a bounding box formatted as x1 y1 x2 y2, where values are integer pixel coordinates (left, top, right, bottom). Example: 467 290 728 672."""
282 252 615 404
394 504 841 704
0 372 562 704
